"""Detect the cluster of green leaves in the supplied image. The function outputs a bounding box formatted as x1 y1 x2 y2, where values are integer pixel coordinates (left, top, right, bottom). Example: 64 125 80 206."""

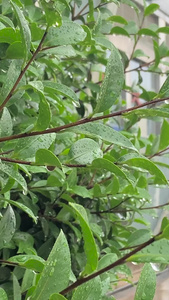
0 0 169 299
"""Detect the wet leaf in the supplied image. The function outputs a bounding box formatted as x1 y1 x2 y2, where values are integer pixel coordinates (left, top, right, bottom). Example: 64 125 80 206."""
134 264 156 300
0 206 16 250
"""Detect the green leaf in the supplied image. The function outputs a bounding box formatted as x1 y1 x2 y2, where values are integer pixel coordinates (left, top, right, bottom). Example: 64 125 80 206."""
124 108 169 119
133 49 149 59
14 133 56 160
0 108 12 137
35 95 51 131
127 229 151 247
50 294 67 300
13 274 21 300
69 138 103 165
92 158 132 184
0 162 27 193
157 27 169 34
121 0 140 14
144 4 160 16
31 231 71 300
87 0 94 22
108 15 128 25
110 26 130 37
11 2 31 63
161 217 169 232
0 206 16 249
43 81 79 107
138 28 158 38
0 28 21 44
134 264 156 300
71 123 138 152
45 21 86 46
159 74 169 98
119 156 168 184
0 288 8 300
94 45 124 113
0 14 14 28
1 198 37 223
159 119 169 151
71 277 102 300
127 239 169 263
35 149 62 168
41 0 62 27
8 255 45 272
42 45 77 57
70 203 98 274
0 59 22 105
6 41 25 59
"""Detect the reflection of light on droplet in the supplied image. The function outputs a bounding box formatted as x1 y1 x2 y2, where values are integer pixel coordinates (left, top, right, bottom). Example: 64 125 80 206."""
150 263 160 271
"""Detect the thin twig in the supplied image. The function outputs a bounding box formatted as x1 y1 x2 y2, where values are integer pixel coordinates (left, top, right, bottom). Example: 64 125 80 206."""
0 31 48 112
60 232 161 295
72 3 88 20
0 96 168 144
149 146 169 159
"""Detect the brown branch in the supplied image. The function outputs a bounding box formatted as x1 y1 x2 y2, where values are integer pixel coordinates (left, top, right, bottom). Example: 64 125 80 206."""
0 31 48 112
72 3 88 20
60 232 160 295
0 96 168 144
0 259 18 267
149 146 169 159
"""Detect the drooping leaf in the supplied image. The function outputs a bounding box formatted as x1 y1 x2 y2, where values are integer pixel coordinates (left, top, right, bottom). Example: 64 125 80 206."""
0 162 27 193
119 156 168 184
69 138 103 165
71 277 102 300
159 74 169 98
0 206 16 249
11 2 31 63
159 119 169 151
1 198 37 223
35 149 62 168
134 264 156 300
70 203 98 274
92 158 132 184
31 231 71 300
71 123 138 152
0 107 13 137
41 0 62 27
138 28 158 38
45 21 86 46
108 15 128 25
110 26 130 37
43 81 79 106
35 95 51 131
8 255 45 272
94 45 124 113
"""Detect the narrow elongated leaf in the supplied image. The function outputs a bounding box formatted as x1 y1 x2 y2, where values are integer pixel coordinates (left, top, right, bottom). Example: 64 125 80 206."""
124 108 169 119
35 95 51 130
69 138 103 164
127 239 169 263
70 203 98 274
44 81 79 106
12 2 31 62
0 288 8 300
94 45 124 113
14 133 56 160
0 59 22 105
72 277 102 300
42 45 77 57
35 149 62 168
108 16 128 25
0 162 27 193
119 157 168 184
134 264 156 300
144 4 160 16
157 27 169 34
0 14 14 28
45 21 86 46
92 158 132 184
159 119 169 150
110 27 130 37
138 28 158 38
13 274 21 300
0 206 16 249
1 198 37 223
0 107 12 137
72 123 137 151
31 231 71 300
